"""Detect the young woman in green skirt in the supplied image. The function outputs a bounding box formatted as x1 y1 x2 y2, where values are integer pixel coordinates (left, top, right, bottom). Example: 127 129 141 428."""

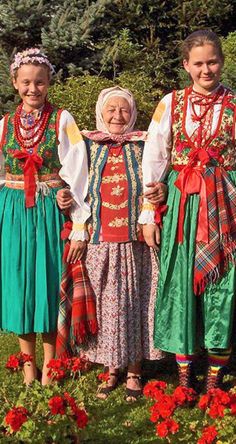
139 29 236 391
0 49 90 385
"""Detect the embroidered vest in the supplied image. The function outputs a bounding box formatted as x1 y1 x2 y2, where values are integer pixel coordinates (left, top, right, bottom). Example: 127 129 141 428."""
1 107 62 177
171 88 236 168
86 139 143 244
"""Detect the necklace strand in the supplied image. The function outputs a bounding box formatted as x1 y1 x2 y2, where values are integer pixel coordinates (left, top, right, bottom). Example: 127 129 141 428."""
14 102 52 150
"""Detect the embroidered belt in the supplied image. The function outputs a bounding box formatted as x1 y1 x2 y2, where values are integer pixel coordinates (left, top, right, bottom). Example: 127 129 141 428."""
5 172 64 192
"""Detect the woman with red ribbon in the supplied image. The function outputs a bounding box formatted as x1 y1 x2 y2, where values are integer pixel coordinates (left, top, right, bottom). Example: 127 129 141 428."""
139 30 236 392
0 48 90 385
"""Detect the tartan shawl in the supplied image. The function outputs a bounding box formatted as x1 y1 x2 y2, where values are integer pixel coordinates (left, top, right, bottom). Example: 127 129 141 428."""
56 241 98 358
194 166 236 294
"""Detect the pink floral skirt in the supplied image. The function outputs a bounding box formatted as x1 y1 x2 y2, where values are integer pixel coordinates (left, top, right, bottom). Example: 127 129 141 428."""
85 241 164 368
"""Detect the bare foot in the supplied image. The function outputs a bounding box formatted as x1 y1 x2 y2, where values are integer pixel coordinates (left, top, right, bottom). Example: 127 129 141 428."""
23 362 37 386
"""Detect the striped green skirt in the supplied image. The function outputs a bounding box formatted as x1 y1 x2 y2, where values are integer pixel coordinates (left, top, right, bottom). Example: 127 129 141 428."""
154 170 236 355
0 186 65 334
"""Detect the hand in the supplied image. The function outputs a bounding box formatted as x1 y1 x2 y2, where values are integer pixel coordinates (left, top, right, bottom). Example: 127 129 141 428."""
144 182 167 205
142 224 160 250
66 240 87 263
56 188 74 210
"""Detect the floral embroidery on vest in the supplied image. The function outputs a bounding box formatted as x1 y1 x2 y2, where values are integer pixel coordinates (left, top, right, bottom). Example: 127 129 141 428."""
2 108 61 176
171 88 236 168
87 140 143 244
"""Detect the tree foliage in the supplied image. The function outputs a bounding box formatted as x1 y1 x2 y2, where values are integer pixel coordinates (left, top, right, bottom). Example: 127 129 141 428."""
0 0 235 116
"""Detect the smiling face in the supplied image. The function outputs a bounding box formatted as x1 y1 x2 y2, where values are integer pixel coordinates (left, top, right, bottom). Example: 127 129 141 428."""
183 43 224 95
12 64 50 112
102 97 131 134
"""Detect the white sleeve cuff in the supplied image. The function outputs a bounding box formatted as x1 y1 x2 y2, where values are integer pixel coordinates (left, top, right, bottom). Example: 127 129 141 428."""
138 210 156 225
68 229 89 241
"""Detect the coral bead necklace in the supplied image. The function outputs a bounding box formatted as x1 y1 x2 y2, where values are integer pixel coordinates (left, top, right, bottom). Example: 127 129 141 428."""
14 102 53 151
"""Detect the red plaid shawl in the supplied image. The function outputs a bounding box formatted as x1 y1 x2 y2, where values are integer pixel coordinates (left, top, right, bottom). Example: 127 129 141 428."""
194 166 236 294
175 159 236 295
56 241 98 358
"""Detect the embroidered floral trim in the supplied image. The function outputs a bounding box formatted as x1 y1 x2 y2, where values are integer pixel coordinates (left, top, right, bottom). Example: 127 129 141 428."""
102 200 128 210
108 217 129 227
102 173 127 184
107 155 123 164
111 185 125 196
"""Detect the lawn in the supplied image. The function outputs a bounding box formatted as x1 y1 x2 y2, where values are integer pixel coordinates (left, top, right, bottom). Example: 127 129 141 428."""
0 333 236 444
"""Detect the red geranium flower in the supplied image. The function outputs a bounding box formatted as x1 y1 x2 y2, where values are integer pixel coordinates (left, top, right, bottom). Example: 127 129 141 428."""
97 371 110 382
198 388 230 412
48 396 66 415
74 409 88 429
64 392 77 414
5 355 20 371
208 388 230 405
150 403 160 423
5 353 32 371
70 357 88 373
5 406 29 432
47 358 64 370
143 380 167 399
150 394 176 422
156 418 179 438
197 425 217 444
47 358 67 381
208 402 225 419
229 393 236 415
198 394 210 410
173 386 197 406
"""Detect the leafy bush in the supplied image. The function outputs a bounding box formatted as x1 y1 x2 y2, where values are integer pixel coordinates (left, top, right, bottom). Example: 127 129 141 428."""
221 31 236 91
48 73 163 131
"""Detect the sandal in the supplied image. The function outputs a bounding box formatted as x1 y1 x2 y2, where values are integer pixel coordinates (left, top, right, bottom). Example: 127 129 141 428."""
126 375 143 402
96 372 119 399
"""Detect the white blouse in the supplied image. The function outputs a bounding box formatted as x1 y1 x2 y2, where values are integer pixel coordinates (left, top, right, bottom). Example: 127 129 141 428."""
138 85 230 224
0 109 90 241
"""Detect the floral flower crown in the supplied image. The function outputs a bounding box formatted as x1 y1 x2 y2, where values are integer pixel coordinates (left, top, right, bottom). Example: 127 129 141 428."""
10 48 55 76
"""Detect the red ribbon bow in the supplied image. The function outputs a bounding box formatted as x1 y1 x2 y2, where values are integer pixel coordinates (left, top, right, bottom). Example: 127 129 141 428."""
154 204 168 228
61 221 73 241
174 149 210 244
13 150 43 208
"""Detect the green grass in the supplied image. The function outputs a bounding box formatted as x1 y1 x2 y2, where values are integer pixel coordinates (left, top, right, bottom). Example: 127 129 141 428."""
1 334 236 444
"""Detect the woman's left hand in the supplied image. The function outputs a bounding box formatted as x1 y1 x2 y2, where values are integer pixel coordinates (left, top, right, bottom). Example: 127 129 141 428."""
66 240 87 263
144 182 167 205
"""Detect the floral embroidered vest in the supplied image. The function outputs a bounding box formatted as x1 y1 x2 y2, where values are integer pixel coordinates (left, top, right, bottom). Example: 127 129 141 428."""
1 107 62 177
171 88 236 168
86 139 143 244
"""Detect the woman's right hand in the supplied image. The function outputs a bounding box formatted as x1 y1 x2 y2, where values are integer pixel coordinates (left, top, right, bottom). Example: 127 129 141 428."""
56 188 74 210
142 224 160 250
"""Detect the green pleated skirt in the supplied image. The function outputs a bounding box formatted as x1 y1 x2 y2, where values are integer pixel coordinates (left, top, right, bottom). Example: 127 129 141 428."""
0 186 65 334
154 170 236 355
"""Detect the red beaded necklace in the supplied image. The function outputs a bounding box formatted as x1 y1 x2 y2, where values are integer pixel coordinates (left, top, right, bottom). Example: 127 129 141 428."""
189 85 223 122
14 102 53 151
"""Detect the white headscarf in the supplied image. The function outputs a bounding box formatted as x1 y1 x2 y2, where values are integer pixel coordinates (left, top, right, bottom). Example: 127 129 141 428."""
95 86 137 133
82 85 147 143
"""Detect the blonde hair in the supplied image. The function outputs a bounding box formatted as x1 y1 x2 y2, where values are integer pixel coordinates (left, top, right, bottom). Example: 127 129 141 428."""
181 30 224 62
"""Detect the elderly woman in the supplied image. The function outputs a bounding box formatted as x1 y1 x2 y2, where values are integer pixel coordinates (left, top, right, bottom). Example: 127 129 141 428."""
58 86 165 401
